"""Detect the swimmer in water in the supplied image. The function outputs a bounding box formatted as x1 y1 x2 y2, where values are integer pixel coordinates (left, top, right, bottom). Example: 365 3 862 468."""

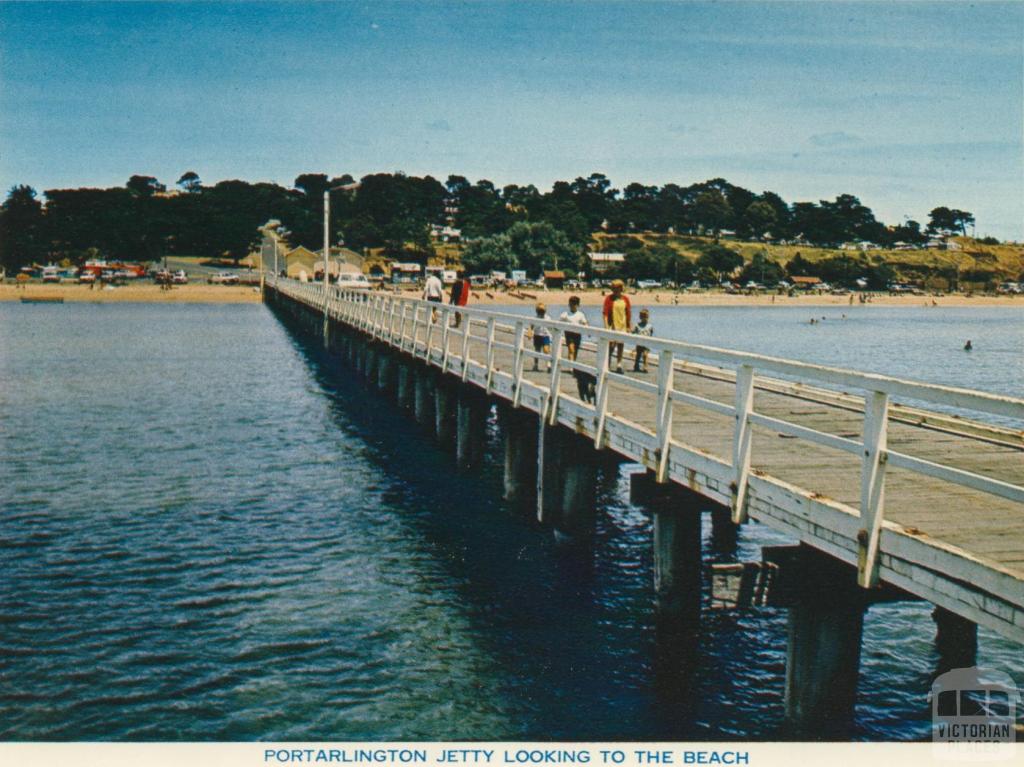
964 340 973 351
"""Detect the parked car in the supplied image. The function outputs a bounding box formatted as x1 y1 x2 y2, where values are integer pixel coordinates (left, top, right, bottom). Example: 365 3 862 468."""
172 270 188 285
78 271 96 284
336 273 371 290
209 272 239 285
637 279 661 290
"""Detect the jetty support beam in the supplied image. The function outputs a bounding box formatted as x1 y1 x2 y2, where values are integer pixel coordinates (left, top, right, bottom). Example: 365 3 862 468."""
501 406 537 505
631 471 703 621
456 389 488 471
396 363 413 411
414 367 436 432
435 379 457 449
784 546 867 738
554 432 599 545
933 606 978 673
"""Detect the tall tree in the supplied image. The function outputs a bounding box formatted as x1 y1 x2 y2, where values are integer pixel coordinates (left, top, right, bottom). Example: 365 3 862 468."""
126 175 166 197
177 171 202 193
0 185 47 270
692 190 732 240
742 200 778 238
928 206 974 236
696 243 743 281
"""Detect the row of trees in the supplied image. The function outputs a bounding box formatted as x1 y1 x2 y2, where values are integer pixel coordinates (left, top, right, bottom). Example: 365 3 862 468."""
0 170 979 273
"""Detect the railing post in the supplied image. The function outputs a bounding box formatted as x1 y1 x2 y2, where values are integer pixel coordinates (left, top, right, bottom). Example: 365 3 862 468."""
360 293 371 331
731 364 755 523
593 338 611 448
655 350 675 482
423 304 436 363
511 321 526 408
484 317 497 393
411 305 421 353
546 329 564 425
400 304 410 351
857 390 889 588
440 307 452 373
460 318 473 382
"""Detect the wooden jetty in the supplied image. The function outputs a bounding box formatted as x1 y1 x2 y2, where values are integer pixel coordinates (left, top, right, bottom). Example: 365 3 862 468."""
264 275 1023 735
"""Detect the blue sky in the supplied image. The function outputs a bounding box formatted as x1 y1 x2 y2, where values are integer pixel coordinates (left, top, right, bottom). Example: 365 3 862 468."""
1 1 1021 238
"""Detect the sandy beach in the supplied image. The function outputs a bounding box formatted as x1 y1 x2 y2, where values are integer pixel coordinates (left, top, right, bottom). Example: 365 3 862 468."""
3 282 1022 307
1 283 263 303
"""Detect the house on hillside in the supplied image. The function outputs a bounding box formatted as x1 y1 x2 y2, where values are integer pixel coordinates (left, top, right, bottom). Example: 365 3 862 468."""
790 275 822 291
390 262 423 284
430 224 462 242
588 252 625 274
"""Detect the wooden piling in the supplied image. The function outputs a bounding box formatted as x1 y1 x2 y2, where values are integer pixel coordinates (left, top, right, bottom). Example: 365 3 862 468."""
396 363 413 410
456 389 488 471
376 350 393 393
631 471 703 620
414 367 435 432
501 406 537 505
435 379 457 448
933 606 978 673
555 432 599 544
784 546 867 738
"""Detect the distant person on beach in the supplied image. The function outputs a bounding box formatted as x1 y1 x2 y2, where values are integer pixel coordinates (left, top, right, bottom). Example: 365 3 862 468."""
632 308 654 373
603 279 631 373
529 302 552 371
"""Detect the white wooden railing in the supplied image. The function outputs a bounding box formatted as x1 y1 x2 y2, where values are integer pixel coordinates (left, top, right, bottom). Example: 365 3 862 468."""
267 276 1024 599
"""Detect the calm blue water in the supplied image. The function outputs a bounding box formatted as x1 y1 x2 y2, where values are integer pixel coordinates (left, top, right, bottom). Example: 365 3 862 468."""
1 302 1021 742
502 303 1024 403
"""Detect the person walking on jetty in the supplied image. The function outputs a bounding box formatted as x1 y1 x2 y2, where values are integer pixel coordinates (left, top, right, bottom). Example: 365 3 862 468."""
561 295 594 402
559 295 588 361
632 308 654 373
602 279 631 373
423 269 444 322
529 302 552 372
449 271 470 328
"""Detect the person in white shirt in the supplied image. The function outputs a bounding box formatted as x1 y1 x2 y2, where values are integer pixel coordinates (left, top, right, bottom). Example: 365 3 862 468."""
422 271 444 321
632 308 654 373
558 295 588 361
529 302 552 371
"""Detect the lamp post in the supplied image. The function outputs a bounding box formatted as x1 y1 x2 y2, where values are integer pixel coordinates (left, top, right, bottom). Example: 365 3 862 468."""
323 182 361 345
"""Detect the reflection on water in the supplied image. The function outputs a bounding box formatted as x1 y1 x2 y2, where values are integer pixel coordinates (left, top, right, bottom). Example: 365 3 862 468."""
0 303 1020 741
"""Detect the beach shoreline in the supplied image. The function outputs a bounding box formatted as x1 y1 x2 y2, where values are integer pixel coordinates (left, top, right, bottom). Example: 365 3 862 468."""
3 282 1022 308
1 283 263 303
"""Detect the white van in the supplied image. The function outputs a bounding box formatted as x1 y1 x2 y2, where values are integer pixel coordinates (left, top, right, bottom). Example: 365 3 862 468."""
337 273 371 290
